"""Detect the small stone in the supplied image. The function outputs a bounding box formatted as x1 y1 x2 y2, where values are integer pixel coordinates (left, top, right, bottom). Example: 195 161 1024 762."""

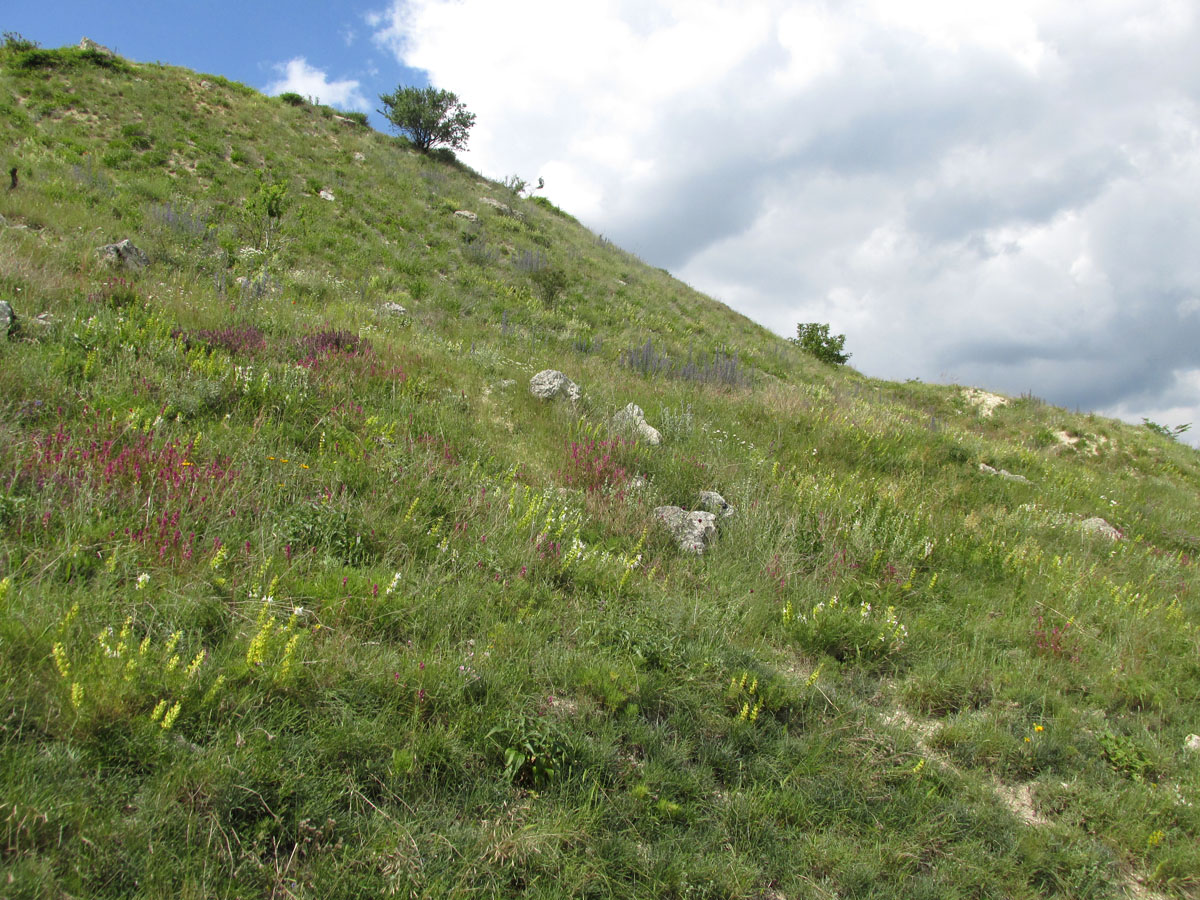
319 188 335 201
1184 734 1200 753
529 369 581 403
612 402 662 445
97 238 148 269
0 300 16 337
454 210 478 222
979 463 1032 485
654 506 718 555
699 491 734 517
1081 517 1122 541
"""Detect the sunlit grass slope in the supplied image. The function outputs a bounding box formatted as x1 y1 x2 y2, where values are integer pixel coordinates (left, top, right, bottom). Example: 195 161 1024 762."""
2 38 1199 899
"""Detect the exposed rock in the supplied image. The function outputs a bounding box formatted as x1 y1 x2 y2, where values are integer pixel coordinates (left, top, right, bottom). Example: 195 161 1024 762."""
611 402 662 445
629 475 648 490
479 197 513 215
963 387 1009 417
453 210 478 223
1185 734 1200 753
1081 517 1122 541
529 369 581 403
698 491 735 517
353 152 366 162
319 188 335 201
79 37 115 57
380 302 408 317
655 506 718 555
979 463 1032 485
1 301 16 338
97 238 148 269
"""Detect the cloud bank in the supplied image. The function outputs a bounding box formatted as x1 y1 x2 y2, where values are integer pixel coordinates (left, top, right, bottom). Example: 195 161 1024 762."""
371 0 1200 440
264 57 369 111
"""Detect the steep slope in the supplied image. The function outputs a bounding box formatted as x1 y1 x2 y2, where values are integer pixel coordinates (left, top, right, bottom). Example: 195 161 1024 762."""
2 39 1199 899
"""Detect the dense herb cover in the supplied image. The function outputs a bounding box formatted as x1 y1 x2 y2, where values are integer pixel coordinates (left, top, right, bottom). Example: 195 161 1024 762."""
1 37 1199 899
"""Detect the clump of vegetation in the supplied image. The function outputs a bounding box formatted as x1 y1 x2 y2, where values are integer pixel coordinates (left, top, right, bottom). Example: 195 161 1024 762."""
622 338 752 387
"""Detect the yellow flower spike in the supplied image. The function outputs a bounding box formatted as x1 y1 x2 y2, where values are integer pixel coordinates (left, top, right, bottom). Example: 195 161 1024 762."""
52 642 71 678
150 699 167 722
160 700 182 730
186 649 206 679
70 682 84 710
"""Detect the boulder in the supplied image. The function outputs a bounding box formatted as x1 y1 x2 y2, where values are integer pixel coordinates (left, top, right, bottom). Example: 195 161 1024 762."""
698 491 735 517
453 210 478 222
654 506 718 555
97 238 148 269
0 300 16 338
1081 517 1122 541
529 369 581 403
611 402 662 445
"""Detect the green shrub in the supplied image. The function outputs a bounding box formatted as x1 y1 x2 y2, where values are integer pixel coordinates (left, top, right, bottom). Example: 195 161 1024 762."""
791 322 850 365
277 92 305 106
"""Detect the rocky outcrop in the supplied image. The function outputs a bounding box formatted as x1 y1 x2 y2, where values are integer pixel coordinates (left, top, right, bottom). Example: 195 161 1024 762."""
529 369 581 403
479 197 514 215
380 302 408 317
97 238 148 269
453 210 478 223
611 403 662 445
655 506 718 555
79 37 116 57
963 388 1008 417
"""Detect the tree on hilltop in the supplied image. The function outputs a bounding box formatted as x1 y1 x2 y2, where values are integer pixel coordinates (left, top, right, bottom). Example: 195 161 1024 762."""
377 86 475 153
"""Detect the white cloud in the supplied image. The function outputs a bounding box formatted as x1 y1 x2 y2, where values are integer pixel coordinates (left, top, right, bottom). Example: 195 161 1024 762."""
372 0 1200 440
264 57 369 111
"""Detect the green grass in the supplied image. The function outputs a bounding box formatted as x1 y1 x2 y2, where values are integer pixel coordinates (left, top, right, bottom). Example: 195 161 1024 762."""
2 36 1200 899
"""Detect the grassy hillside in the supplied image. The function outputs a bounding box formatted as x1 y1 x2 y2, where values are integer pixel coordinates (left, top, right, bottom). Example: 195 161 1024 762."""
2 37 1199 899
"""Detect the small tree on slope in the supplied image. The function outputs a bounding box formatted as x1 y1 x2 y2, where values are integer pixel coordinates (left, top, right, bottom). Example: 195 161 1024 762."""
377 86 476 153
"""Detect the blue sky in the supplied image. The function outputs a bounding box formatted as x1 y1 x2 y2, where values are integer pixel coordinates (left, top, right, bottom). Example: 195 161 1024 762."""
5 2 424 130
7 2 1200 440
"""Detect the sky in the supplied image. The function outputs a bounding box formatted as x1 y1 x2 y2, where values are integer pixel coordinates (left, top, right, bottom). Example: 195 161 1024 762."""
10 2 1200 442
